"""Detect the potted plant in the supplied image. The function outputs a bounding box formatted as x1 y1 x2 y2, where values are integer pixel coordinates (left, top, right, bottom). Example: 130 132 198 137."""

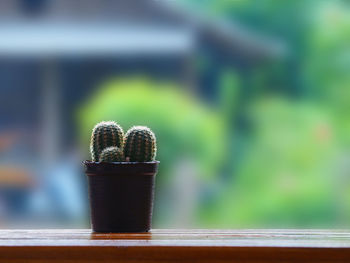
84 121 159 233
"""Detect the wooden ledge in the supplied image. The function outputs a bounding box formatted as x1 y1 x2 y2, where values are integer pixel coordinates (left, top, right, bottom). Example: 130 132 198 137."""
0 229 350 262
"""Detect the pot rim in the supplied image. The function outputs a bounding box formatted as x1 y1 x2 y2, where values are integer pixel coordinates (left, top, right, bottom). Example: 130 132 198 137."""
83 160 160 165
83 160 159 175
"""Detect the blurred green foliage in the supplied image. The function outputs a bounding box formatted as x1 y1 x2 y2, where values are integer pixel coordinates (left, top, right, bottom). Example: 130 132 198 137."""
200 98 339 227
77 0 350 227
184 0 350 227
306 2 350 145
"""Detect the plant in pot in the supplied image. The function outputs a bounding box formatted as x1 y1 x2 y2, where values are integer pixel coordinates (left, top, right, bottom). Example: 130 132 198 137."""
84 121 159 233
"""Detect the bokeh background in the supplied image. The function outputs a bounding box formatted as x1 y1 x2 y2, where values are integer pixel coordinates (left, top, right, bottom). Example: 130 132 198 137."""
0 0 349 228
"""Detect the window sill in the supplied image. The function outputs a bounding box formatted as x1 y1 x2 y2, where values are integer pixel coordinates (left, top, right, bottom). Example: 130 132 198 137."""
0 229 349 262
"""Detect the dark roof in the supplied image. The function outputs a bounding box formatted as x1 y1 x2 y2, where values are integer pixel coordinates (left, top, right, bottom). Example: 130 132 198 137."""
0 0 286 62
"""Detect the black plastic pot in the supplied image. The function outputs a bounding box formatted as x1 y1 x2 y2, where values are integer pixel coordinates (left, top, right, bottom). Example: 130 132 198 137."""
84 161 159 233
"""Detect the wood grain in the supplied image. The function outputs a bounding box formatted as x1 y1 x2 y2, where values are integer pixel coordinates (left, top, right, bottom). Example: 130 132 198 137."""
0 229 350 262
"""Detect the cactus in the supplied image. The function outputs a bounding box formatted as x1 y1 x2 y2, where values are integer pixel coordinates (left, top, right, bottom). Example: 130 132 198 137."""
90 121 124 161
99 146 125 162
124 126 157 162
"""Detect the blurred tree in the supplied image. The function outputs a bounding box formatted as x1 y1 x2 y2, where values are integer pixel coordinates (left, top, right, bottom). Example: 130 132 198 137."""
77 77 228 225
200 98 339 227
182 0 317 96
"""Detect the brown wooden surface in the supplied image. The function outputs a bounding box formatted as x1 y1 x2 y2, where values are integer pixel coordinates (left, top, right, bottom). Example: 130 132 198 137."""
0 229 350 262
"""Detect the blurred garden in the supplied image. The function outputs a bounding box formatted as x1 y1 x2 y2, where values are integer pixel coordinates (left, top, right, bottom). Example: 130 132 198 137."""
0 0 348 229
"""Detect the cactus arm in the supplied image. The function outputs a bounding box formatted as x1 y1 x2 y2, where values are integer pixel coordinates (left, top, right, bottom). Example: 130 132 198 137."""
99 146 125 162
90 121 124 161
124 126 156 162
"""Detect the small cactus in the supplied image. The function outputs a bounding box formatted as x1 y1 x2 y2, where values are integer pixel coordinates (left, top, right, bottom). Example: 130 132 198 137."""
124 126 157 162
99 146 125 162
90 121 124 161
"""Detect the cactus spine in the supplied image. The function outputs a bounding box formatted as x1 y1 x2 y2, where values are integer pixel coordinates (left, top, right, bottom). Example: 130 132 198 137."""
90 121 124 161
99 146 125 162
124 126 157 162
